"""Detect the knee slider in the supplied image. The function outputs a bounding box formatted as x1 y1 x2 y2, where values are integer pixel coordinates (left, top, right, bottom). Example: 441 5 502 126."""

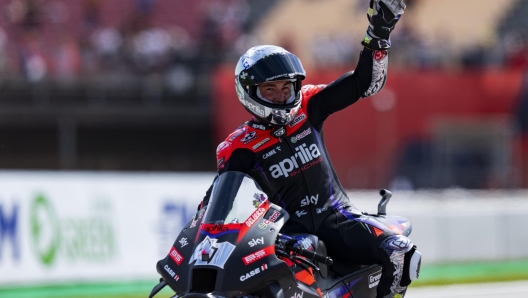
401 245 422 287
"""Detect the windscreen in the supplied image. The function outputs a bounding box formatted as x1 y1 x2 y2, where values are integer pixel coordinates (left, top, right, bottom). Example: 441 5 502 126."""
202 171 268 225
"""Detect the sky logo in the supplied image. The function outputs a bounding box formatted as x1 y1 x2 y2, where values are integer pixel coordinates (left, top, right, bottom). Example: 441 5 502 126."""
0 201 20 262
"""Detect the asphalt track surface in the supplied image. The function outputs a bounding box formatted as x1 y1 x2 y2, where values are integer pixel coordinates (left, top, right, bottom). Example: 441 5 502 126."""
405 280 528 298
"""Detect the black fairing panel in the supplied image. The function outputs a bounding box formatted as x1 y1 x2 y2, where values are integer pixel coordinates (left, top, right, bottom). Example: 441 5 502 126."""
157 202 297 296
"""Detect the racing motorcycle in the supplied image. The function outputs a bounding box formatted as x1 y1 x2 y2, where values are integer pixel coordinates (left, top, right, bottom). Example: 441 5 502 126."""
149 171 421 298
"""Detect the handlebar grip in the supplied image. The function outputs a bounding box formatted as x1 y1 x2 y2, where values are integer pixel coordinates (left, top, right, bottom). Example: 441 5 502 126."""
296 247 334 265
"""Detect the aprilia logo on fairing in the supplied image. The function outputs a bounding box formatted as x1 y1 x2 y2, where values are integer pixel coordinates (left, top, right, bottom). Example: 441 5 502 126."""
248 237 264 247
245 207 266 227
240 264 268 281
369 270 382 288
269 143 322 178
300 194 318 207
169 247 184 265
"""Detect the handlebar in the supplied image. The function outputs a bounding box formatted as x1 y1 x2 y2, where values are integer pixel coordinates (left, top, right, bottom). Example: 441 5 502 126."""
277 233 334 266
293 246 334 265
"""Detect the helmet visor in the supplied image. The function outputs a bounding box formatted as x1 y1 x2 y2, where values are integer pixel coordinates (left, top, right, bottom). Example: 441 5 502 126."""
238 53 306 86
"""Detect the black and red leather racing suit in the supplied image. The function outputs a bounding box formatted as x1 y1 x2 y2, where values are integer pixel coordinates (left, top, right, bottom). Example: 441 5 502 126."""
199 48 414 298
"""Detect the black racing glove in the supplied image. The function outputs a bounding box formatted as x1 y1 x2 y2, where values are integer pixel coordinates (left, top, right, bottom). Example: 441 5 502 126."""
362 0 406 50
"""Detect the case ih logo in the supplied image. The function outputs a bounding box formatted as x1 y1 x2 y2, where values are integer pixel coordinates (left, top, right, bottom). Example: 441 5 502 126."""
269 143 322 178
240 264 269 281
169 246 184 265
245 207 266 227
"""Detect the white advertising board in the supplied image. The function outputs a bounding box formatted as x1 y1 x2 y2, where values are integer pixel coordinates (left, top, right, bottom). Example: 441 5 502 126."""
0 171 215 285
1 171 528 286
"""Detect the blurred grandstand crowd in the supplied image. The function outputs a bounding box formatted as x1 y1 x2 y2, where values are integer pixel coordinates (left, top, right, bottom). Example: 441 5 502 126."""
0 0 254 93
0 0 526 84
0 0 527 189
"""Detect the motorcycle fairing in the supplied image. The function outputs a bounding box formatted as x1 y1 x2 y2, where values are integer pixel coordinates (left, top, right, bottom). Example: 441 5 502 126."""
156 172 297 296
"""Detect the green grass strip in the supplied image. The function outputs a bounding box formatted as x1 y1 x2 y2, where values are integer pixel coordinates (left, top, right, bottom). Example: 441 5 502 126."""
411 258 528 287
0 280 173 298
2 259 528 297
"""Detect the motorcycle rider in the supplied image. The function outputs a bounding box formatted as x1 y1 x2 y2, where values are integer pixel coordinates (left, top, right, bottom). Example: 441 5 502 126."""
198 1 420 297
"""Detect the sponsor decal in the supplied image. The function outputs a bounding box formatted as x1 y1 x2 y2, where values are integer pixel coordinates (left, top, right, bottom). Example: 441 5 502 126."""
300 194 318 207
241 131 258 144
252 193 267 208
271 127 286 137
295 210 307 217
169 246 184 265
291 292 304 298
246 207 266 227
258 222 268 229
217 157 225 169
190 236 235 269
289 113 306 127
245 100 265 117
276 146 281 151
263 149 277 159
242 246 274 265
240 264 268 281
291 128 311 143
248 237 264 247
203 225 230 233
266 210 281 222
252 138 270 150
179 237 188 248
316 207 328 214
374 50 387 61
216 141 231 154
29 195 115 266
228 127 246 141
164 264 180 280
269 143 322 178
369 270 382 288
251 123 267 130
190 208 205 228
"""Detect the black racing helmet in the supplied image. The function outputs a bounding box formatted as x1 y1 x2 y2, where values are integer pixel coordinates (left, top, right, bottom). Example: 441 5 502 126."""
235 45 306 126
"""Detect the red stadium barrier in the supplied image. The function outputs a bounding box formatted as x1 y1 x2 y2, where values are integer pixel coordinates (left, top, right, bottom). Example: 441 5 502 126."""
212 65 525 189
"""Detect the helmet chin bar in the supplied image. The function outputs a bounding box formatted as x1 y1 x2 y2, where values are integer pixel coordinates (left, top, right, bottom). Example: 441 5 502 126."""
269 108 295 126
